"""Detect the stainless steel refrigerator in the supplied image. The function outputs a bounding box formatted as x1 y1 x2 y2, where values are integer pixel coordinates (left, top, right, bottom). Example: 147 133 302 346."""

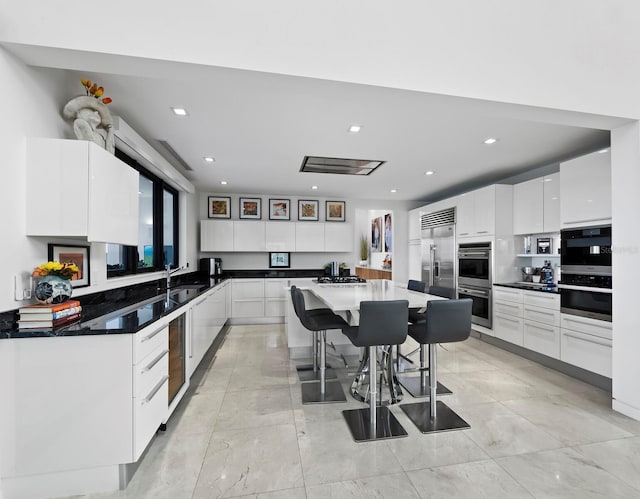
420 209 456 295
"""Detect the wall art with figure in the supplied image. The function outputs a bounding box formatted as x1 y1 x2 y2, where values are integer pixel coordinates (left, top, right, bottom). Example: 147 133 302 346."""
384 213 392 252
371 217 382 253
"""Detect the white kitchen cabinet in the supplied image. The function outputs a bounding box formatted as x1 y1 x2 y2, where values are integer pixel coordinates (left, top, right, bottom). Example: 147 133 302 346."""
265 221 295 251
324 223 353 252
265 278 287 317
200 220 234 252
408 207 422 241
560 150 611 228
26 138 139 245
494 312 524 345
513 177 543 235
232 278 265 317
457 185 511 238
295 223 325 252
543 173 560 232
189 288 221 377
561 313 612 377
234 221 266 251
408 240 421 281
524 321 561 359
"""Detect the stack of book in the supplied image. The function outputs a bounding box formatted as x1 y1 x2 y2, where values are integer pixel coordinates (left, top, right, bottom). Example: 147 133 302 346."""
17 300 82 329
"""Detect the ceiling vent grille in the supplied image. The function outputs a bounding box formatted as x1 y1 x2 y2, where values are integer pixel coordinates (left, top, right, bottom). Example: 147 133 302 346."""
300 156 385 176
421 207 456 229
156 140 193 172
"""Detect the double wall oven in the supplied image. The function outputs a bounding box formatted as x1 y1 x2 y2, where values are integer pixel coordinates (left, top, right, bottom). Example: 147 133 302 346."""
559 225 612 322
457 242 492 328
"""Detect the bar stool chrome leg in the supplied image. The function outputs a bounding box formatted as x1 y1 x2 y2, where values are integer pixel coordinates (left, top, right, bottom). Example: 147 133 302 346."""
397 344 452 397
301 330 347 404
297 330 337 382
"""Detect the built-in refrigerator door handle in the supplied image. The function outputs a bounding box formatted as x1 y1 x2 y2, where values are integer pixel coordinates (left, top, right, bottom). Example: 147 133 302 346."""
429 244 436 287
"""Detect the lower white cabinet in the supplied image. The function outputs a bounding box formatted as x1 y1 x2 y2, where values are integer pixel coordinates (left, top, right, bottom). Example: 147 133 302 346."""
232 278 265 317
560 314 612 377
523 321 560 359
189 285 227 377
265 278 287 317
494 312 524 345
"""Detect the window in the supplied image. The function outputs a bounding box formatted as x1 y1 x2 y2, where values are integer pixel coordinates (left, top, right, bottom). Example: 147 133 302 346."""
106 149 179 278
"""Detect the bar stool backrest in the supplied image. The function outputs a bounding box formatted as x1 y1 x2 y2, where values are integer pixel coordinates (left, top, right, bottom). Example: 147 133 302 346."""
422 299 472 344
357 300 409 346
291 286 313 329
427 285 456 299
408 280 427 293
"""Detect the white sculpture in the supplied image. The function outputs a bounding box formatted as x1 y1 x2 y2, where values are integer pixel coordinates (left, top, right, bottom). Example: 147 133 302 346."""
63 80 114 154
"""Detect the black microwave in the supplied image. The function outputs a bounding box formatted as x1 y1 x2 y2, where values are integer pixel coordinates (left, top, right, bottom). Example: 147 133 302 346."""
560 225 611 275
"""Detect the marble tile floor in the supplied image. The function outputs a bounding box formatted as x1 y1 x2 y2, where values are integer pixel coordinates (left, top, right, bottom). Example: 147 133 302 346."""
68 324 640 499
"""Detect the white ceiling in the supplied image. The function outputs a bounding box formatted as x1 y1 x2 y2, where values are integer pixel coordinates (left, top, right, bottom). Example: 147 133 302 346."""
13 46 623 203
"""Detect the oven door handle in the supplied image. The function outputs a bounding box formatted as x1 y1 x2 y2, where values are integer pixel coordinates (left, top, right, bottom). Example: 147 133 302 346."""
459 287 490 298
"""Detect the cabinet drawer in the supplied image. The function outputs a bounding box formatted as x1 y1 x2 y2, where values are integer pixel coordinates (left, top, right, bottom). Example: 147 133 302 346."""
265 298 285 317
232 279 264 299
133 374 168 460
133 324 168 364
232 299 265 318
134 346 169 398
494 312 524 346
493 287 523 303
494 299 523 317
524 321 560 359
561 314 612 340
523 291 560 310
264 279 286 298
523 306 560 326
561 329 612 378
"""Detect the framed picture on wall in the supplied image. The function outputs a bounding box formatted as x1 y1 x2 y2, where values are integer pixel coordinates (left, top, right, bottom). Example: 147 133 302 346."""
269 199 291 220
239 197 261 219
208 196 231 218
48 243 90 287
326 200 345 222
371 217 382 253
298 200 319 221
383 213 392 252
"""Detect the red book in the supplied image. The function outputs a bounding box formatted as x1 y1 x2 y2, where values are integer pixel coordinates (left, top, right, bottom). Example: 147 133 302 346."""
19 300 81 314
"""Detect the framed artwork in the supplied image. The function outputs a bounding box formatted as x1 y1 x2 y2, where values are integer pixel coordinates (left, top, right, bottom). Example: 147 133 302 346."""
383 213 392 252
239 197 261 219
371 217 382 253
269 198 291 220
269 252 290 268
326 200 346 222
208 196 231 219
298 200 319 221
48 243 90 287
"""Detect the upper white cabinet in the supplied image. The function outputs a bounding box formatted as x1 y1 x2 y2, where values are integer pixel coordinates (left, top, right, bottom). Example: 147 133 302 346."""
201 220 234 252
295 222 325 252
560 150 611 228
265 222 295 251
408 207 422 241
324 223 353 252
26 138 139 245
513 173 560 234
234 221 266 251
457 185 512 238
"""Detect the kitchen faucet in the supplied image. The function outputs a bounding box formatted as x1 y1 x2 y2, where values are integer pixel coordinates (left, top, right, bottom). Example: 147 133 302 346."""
166 264 184 289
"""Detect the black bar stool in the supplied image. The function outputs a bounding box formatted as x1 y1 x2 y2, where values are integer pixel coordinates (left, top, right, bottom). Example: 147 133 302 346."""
399 285 455 397
290 286 337 382
342 300 409 442
291 287 349 404
400 299 472 433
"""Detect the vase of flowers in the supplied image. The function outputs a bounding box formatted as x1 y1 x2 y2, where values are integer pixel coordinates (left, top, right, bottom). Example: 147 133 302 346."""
32 262 79 304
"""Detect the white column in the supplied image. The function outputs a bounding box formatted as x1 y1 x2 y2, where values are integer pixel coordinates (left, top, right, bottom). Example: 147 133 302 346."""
611 120 640 420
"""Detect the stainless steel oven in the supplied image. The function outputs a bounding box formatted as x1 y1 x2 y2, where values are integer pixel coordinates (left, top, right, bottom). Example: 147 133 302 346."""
561 225 611 276
458 243 492 288
558 273 612 322
458 284 492 328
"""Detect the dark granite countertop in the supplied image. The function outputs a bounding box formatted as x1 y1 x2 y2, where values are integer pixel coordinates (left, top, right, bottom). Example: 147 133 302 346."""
494 282 560 294
223 269 325 279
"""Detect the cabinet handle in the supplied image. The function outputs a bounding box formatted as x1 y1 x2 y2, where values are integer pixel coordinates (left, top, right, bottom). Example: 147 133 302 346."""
563 332 612 348
499 303 520 309
563 316 611 330
525 307 553 316
141 325 166 343
459 232 470 236
477 230 490 234
141 376 169 405
142 349 169 373
499 316 521 324
563 217 610 225
527 323 555 334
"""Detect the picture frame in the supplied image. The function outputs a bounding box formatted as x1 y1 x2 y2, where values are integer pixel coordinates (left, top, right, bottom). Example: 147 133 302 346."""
326 200 346 222
269 198 291 220
269 252 290 268
208 196 231 219
371 217 382 253
383 213 392 252
48 243 90 288
239 197 262 219
298 200 319 221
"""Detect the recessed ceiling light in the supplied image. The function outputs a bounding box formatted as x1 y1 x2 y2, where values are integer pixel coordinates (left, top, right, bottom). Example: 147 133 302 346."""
171 107 189 116
390 189 397 193
483 137 498 145
203 157 215 163
311 185 318 190
425 171 434 176
348 124 362 133
220 180 227 185
598 148 609 153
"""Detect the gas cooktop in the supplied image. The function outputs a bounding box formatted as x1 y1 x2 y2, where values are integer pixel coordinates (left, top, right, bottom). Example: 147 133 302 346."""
316 276 367 284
